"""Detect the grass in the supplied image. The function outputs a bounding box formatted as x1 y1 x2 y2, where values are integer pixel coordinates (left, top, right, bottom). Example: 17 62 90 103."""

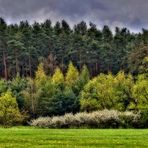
0 127 147 148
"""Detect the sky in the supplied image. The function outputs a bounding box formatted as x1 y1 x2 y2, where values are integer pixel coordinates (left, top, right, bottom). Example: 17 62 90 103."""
0 0 148 32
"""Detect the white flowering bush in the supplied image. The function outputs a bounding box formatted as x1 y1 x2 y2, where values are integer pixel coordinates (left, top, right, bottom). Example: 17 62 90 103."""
31 110 140 128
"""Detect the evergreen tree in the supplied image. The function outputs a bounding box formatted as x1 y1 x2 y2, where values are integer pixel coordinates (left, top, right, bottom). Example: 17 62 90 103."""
0 18 8 79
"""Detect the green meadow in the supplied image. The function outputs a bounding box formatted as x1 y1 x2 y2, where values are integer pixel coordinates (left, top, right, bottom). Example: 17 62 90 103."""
0 127 147 148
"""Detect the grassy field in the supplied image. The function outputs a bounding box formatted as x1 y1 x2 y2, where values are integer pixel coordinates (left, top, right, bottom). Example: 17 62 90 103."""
0 127 147 148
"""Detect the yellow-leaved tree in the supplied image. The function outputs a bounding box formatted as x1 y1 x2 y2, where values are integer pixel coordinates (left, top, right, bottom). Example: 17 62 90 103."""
35 63 48 86
23 63 49 117
0 91 22 126
52 67 64 85
65 62 79 86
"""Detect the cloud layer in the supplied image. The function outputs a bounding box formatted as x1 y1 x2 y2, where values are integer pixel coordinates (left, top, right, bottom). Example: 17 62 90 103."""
0 0 148 32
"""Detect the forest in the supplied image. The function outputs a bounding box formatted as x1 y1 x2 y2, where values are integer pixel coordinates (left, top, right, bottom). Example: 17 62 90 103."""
0 18 148 127
0 17 148 78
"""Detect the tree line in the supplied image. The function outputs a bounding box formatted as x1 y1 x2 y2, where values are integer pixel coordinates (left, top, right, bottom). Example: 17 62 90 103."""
0 61 147 125
0 18 148 79
0 18 148 125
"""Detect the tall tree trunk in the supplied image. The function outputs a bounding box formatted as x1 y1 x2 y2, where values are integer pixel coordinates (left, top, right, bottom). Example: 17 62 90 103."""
29 54 32 77
3 51 8 80
15 48 19 75
95 62 98 75
78 49 82 69
61 56 64 72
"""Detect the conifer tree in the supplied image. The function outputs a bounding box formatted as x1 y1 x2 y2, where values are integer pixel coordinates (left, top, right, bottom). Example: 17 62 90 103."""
52 67 64 85
65 62 79 86
35 63 47 86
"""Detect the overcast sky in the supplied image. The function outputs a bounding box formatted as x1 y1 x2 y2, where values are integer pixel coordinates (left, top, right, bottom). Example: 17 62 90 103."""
0 0 148 32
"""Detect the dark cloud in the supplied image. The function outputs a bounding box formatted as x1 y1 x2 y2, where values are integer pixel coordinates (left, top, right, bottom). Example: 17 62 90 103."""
0 0 148 32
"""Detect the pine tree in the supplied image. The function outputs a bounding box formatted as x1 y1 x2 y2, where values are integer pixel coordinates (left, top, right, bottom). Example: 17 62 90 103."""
0 18 8 79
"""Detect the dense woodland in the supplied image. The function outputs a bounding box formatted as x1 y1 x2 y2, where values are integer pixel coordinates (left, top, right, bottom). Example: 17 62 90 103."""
0 18 148 78
0 18 147 126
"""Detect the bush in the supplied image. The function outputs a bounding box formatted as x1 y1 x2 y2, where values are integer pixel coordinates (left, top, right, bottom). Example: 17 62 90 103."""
119 111 140 128
138 109 148 128
31 110 140 128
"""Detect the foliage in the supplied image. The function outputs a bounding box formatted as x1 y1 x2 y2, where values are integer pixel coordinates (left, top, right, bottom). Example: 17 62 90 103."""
35 63 47 86
80 73 117 111
132 74 148 110
52 67 64 85
80 71 147 112
139 109 148 128
37 84 77 116
0 18 148 127
65 62 79 86
114 71 134 110
77 65 90 91
22 63 78 117
0 79 8 94
0 18 148 78
31 110 139 128
22 78 42 117
0 91 22 125
8 74 27 110
128 45 148 74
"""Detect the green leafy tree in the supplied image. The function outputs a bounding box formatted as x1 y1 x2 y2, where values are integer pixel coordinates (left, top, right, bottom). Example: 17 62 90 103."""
9 74 27 110
139 57 148 76
0 79 8 94
115 71 134 110
128 45 148 74
22 78 42 117
79 65 90 87
132 75 148 110
36 78 56 116
75 65 90 98
80 73 117 112
23 64 48 117
0 91 22 125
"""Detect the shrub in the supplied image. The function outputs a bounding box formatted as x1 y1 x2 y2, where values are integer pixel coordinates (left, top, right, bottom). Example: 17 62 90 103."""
31 117 51 128
119 111 140 128
138 109 148 128
31 110 140 128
